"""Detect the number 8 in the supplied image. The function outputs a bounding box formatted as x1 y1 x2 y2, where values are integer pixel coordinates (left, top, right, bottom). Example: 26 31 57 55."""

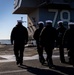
60 10 70 23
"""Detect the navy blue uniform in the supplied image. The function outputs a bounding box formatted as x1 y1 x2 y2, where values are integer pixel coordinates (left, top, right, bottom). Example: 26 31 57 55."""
63 25 74 66
33 23 45 65
11 23 28 65
56 24 66 63
40 24 57 67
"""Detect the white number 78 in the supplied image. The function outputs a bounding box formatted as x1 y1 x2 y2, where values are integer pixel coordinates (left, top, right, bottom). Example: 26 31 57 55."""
48 9 70 27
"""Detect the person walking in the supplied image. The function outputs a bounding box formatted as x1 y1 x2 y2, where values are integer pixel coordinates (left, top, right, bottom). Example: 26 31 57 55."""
10 20 28 66
33 21 45 65
63 22 74 66
40 20 57 68
56 21 66 63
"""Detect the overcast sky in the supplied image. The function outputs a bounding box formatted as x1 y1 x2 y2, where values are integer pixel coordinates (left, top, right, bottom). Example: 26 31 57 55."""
0 0 27 39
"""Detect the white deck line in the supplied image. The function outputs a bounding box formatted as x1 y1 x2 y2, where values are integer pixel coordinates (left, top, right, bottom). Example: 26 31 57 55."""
0 54 68 63
0 69 27 74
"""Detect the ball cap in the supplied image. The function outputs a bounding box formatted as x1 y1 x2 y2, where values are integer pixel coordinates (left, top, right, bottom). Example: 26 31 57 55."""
45 20 52 23
57 21 63 24
68 22 74 25
38 21 44 25
17 20 23 23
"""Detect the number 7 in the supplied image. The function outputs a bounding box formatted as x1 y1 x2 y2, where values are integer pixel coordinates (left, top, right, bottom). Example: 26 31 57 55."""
48 9 58 27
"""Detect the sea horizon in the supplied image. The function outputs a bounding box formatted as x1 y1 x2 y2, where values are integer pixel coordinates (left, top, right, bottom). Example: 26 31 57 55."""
0 39 10 44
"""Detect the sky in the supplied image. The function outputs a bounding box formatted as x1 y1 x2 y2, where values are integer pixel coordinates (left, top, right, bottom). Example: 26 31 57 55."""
0 0 27 40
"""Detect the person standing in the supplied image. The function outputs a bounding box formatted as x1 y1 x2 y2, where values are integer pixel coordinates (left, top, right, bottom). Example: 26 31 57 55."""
10 20 28 66
56 21 66 63
63 22 74 66
33 21 45 65
40 20 57 68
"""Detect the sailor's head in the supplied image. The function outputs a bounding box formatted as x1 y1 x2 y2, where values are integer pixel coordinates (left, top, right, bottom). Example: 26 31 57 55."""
57 21 63 27
38 21 44 28
45 20 52 27
17 20 23 23
68 22 74 28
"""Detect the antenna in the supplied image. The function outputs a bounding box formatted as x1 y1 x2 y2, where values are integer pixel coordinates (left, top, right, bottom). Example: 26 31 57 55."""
21 17 26 23
21 17 23 21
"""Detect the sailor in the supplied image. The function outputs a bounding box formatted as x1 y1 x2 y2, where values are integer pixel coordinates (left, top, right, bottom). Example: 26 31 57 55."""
56 20 66 63
10 20 28 66
63 22 74 66
40 20 57 68
33 21 45 65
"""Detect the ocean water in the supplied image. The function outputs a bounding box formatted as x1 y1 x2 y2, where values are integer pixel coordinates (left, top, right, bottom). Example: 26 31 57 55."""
0 40 11 44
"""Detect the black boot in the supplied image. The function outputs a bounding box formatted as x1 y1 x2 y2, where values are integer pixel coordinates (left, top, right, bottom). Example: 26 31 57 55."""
39 56 45 65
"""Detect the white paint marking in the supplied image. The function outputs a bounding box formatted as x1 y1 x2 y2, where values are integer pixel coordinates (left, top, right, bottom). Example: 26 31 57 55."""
0 69 27 74
0 54 68 63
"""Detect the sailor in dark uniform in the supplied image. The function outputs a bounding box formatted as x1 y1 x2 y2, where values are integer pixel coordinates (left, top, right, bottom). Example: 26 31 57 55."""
33 21 45 65
10 20 28 66
56 21 66 63
40 20 57 68
63 22 74 66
